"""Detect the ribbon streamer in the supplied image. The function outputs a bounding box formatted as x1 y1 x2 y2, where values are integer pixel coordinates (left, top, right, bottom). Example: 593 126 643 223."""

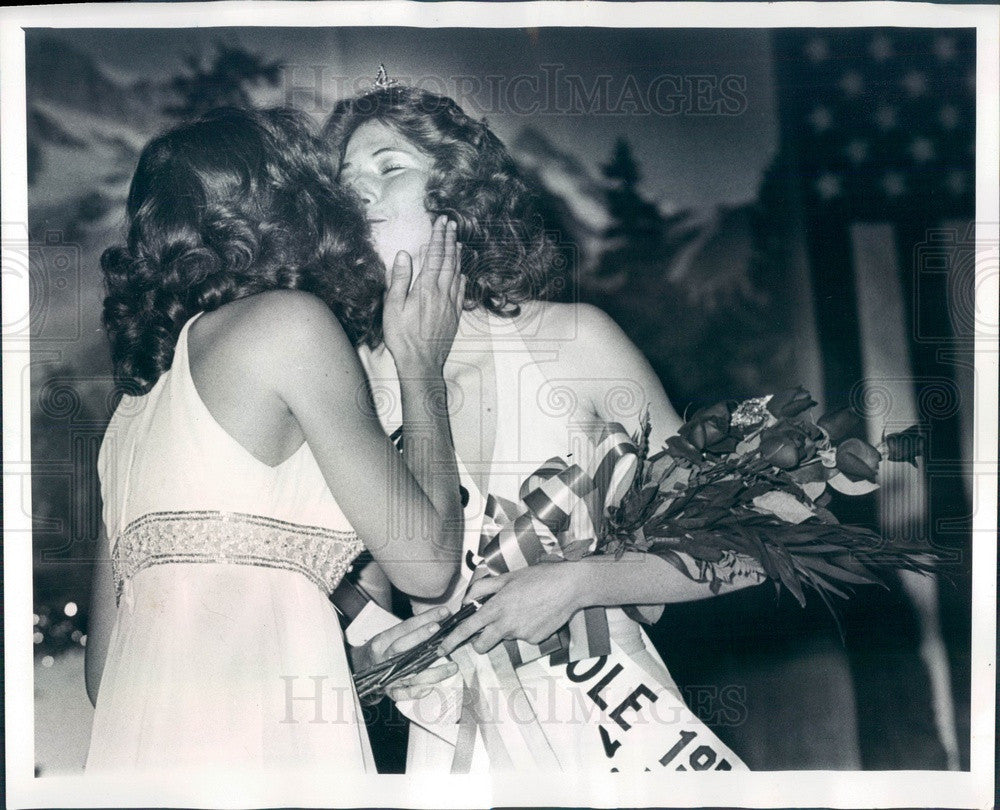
474 421 638 666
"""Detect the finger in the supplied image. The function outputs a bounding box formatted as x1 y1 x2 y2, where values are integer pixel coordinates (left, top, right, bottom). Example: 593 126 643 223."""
384 617 442 658
384 251 413 309
387 684 434 702
408 604 451 628
423 215 447 273
449 243 463 297
370 605 449 660
384 604 448 646
438 221 458 288
471 628 503 655
396 661 459 688
465 574 507 602
455 275 467 316
381 605 451 657
439 608 492 655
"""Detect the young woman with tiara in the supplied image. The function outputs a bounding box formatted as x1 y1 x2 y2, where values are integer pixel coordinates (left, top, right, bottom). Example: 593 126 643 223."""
84 106 466 778
324 80 767 772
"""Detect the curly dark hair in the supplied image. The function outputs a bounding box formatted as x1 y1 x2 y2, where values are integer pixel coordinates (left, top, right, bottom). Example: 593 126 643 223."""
102 106 384 393
322 86 559 319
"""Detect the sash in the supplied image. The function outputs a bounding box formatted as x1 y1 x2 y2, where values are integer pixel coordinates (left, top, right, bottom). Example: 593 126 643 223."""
451 629 747 772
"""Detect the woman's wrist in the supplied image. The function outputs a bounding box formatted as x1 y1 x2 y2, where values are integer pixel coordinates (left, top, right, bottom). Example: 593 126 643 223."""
390 343 448 377
399 376 450 426
563 560 600 612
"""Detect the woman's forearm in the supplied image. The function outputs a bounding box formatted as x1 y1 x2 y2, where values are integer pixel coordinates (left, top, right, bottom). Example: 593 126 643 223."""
570 551 765 610
399 375 463 566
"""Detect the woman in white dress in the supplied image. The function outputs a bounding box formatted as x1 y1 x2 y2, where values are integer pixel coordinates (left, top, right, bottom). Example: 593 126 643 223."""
84 106 466 776
324 87 766 771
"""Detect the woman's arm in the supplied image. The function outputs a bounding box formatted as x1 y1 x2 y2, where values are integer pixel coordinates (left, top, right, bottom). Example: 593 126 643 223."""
257 220 465 599
441 554 764 655
85 525 117 707
557 303 682 446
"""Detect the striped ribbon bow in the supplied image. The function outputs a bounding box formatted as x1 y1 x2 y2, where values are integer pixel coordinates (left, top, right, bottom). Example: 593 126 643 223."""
474 421 639 666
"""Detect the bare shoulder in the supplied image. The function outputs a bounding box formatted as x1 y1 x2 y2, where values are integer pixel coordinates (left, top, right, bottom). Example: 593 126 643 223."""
191 290 353 381
521 300 679 433
200 290 345 344
520 300 626 347
520 300 632 357
221 289 340 334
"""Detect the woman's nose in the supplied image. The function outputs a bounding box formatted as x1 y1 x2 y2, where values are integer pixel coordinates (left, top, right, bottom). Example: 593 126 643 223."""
350 176 378 206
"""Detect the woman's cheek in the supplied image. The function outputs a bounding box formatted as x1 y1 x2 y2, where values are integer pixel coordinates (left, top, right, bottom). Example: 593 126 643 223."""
374 215 435 271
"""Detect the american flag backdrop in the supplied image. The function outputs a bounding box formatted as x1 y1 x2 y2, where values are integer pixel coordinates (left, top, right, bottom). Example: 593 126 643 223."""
772 28 976 769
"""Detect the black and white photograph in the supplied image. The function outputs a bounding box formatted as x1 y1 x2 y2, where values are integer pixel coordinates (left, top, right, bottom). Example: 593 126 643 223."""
2 2 997 807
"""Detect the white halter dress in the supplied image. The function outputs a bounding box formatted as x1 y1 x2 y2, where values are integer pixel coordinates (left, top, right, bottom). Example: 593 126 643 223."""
360 309 747 773
86 312 374 775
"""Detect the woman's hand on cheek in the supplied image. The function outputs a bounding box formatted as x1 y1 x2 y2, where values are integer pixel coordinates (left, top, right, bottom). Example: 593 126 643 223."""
381 215 465 371
438 563 586 656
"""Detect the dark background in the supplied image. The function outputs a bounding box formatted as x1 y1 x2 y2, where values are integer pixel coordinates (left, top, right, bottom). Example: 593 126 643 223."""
24 26 974 774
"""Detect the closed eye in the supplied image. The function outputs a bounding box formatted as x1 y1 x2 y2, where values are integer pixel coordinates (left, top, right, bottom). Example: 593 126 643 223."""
379 163 404 175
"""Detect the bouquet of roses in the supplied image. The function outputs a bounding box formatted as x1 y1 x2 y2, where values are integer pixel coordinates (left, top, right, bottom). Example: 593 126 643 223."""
597 388 934 614
353 387 934 702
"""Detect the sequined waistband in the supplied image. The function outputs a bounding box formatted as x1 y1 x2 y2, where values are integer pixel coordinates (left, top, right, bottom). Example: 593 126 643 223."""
111 510 363 603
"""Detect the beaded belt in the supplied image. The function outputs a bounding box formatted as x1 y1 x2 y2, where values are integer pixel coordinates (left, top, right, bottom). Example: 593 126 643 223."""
111 510 364 603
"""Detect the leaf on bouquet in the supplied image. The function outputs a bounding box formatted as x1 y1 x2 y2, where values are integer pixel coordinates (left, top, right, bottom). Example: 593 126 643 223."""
759 539 807 606
811 505 840 524
649 546 703 580
795 566 852 609
827 471 880 496
647 447 668 464
793 554 884 588
801 480 828 501
751 490 817 524
788 459 833 484
561 539 595 561
818 448 839 468
658 462 691 489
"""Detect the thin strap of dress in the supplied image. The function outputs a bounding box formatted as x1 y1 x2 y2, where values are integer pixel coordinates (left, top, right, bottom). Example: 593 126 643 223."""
484 312 549 472
173 311 205 372
488 311 558 427
114 311 204 537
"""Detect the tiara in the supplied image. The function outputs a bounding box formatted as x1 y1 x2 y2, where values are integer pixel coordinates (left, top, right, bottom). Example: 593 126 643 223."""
372 64 398 90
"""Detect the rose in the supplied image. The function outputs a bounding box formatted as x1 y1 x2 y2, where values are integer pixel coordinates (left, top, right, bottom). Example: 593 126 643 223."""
759 422 821 469
884 425 924 467
665 434 704 466
817 406 862 444
766 386 817 419
679 402 732 452
705 435 740 454
797 420 823 462
835 438 882 482
759 426 806 469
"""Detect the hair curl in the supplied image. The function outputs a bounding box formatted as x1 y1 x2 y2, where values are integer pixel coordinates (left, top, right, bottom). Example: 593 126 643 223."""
322 86 559 320
102 106 384 393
